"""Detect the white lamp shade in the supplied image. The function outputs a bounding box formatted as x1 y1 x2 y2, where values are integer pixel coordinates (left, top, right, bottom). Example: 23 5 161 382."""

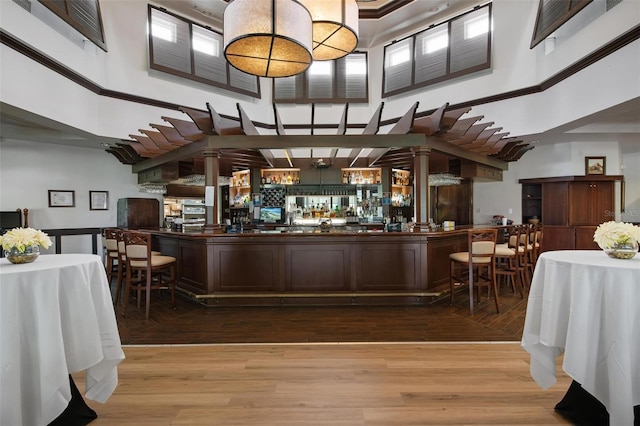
224 0 313 78
300 0 359 60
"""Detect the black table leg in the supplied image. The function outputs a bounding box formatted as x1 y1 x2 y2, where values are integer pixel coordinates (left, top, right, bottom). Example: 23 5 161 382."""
48 375 97 426
554 380 639 426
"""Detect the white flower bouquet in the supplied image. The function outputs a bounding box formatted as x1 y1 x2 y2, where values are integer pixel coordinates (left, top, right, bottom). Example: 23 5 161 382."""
0 227 52 253
593 221 640 258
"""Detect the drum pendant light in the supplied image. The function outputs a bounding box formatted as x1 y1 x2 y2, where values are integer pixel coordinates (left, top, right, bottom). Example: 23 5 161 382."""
224 0 313 78
300 0 359 61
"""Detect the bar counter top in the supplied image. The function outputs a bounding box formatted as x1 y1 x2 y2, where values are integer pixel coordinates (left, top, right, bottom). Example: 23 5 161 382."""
145 223 506 238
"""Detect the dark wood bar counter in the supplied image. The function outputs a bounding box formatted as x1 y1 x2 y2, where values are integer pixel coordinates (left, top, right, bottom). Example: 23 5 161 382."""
147 226 500 306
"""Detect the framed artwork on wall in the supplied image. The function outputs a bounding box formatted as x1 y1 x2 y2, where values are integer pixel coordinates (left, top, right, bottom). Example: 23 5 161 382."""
89 191 109 210
48 190 75 207
585 156 606 175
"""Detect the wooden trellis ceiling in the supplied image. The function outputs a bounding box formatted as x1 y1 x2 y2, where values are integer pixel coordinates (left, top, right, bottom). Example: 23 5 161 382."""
108 102 533 174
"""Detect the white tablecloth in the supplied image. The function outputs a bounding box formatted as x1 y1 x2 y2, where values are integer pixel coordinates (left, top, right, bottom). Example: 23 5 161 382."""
521 250 640 426
0 254 125 426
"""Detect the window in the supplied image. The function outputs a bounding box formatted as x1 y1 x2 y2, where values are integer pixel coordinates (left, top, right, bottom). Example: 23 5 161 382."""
382 3 492 98
148 5 259 98
273 52 368 103
38 0 107 51
530 0 592 49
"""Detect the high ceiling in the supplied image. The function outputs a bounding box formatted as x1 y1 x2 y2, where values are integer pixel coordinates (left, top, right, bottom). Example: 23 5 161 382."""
1 0 638 159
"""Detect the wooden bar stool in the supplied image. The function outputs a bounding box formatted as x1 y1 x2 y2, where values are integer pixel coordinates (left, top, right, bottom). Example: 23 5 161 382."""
122 231 177 321
495 225 524 298
449 228 499 314
103 228 119 287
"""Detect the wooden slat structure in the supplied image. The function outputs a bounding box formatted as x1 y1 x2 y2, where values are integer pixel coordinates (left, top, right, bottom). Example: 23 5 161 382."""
107 101 534 174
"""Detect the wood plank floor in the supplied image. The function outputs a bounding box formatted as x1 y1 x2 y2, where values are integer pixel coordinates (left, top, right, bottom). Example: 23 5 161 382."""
76 343 572 425
114 282 528 345
92 281 575 424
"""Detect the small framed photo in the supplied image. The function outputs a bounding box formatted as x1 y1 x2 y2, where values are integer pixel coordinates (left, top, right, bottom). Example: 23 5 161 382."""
89 191 109 210
585 156 606 175
48 190 75 207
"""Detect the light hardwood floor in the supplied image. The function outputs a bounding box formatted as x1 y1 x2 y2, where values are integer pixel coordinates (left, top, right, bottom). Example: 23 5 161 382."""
76 343 572 425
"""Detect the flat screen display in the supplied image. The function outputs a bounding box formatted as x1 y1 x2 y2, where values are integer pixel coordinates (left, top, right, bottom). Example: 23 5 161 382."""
259 207 283 223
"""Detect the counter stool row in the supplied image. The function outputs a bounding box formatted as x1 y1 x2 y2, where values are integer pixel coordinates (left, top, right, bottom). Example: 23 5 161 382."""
449 223 543 314
103 228 176 320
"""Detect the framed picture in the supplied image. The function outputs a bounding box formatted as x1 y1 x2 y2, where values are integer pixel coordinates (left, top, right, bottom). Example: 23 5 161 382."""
89 191 109 210
48 190 75 207
585 156 606 175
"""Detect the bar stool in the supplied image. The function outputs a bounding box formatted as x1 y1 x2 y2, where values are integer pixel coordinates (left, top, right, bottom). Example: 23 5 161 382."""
114 230 162 306
495 225 524 298
449 228 499 314
122 231 177 321
520 224 535 287
103 228 120 287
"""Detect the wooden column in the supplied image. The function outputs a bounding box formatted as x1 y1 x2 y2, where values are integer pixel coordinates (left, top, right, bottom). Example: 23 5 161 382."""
413 146 431 223
203 148 222 232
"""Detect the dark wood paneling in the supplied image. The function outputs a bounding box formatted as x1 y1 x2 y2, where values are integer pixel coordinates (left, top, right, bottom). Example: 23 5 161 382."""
286 245 350 292
215 243 279 292
178 240 209 292
542 182 569 225
575 226 599 250
427 233 466 290
147 230 486 305
431 181 473 225
117 198 160 228
358 244 420 291
540 226 575 252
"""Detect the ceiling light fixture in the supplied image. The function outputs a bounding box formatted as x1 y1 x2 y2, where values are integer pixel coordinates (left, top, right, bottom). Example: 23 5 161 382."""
299 0 359 61
223 0 313 78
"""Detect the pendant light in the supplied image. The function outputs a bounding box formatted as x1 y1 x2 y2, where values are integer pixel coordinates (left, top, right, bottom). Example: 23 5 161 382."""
223 0 313 78
299 0 359 61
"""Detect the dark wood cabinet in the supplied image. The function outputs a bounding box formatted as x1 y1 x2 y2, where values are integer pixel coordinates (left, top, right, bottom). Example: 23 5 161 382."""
568 181 614 225
521 183 542 222
117 198 160 229
519 175 622 251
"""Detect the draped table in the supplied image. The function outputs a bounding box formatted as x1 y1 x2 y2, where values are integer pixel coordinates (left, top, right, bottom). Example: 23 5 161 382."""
0 254 125 426
521 250 640 426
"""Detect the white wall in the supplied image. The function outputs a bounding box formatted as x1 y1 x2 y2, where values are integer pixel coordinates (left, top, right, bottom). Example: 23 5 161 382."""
621 152 640 223
0 139 162 252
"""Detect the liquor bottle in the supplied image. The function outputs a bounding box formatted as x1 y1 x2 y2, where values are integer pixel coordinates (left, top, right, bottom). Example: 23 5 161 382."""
287 172 292 185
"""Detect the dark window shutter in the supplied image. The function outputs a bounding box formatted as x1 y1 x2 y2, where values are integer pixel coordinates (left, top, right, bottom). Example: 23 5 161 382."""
307 62 334 100
414 25 448 84
337 53 367 101
148 5 259 98
450 7 490 74
192 25 226 84
273 75 303 102
39 0 107 51
530 0 592 48
150 8 191 74
383 38 413 94
229 67 260 94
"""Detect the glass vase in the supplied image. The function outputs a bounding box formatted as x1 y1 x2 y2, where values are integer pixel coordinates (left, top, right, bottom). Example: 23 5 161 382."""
5 245 40 264
604 239 639 260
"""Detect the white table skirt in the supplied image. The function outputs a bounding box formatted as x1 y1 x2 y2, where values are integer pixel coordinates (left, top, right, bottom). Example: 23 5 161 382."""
521 250 640 426
1 254 125 426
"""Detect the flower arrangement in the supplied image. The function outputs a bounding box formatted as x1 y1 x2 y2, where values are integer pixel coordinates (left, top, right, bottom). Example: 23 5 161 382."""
593 221 640 259
0 227 52 253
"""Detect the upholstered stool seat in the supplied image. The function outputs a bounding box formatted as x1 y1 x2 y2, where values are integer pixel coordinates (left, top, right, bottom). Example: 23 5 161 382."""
449 228 499 314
